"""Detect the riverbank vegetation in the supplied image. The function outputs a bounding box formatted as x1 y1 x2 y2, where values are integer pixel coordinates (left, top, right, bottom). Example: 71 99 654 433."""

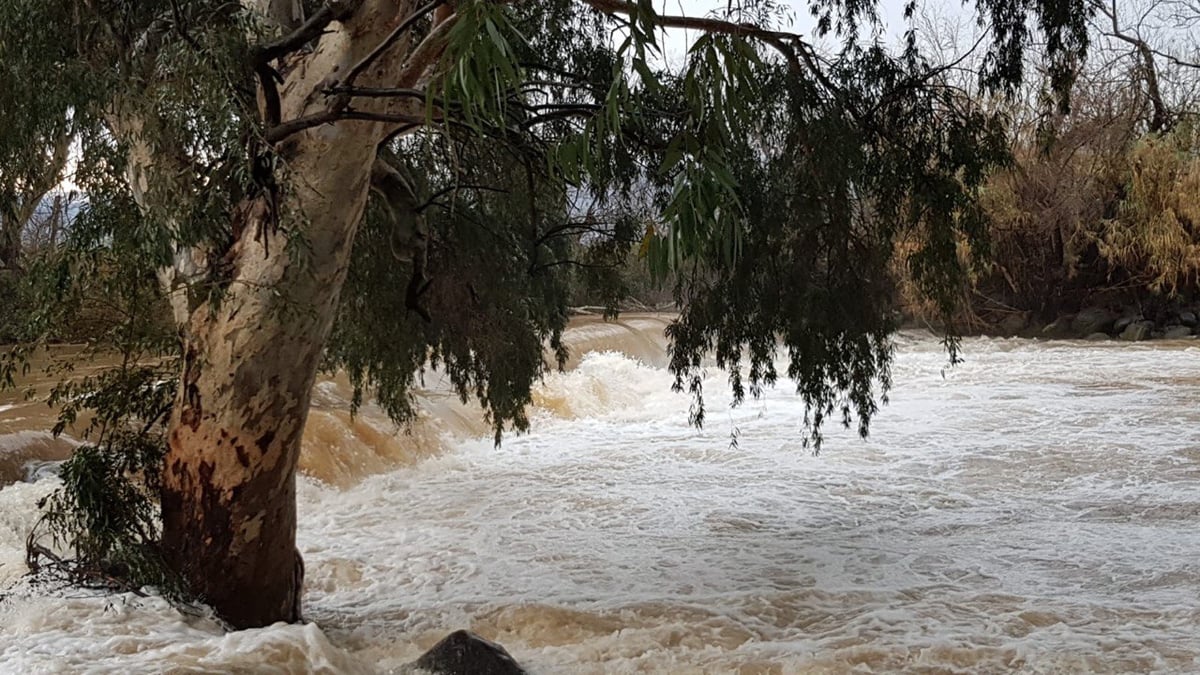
894 0 1200 337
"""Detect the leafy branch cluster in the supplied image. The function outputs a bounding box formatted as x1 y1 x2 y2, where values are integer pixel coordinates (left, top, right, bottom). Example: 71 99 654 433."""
0 0 1098 604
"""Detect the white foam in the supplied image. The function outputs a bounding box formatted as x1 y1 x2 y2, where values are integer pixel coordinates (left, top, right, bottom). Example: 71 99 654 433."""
4 335 1200 672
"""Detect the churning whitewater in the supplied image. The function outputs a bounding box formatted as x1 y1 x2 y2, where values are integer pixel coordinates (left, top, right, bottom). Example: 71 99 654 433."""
3 318 1200 673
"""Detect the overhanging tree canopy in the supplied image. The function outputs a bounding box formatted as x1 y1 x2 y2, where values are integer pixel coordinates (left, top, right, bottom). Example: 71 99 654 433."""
0 0 1088 628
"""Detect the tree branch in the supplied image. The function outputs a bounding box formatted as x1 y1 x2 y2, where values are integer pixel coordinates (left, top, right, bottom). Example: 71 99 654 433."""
266 109 429 143
343 0 445 88
254 0 362 63
582 0 807 74
415 184 510 212
1091 0 1173 131
325 85 430 99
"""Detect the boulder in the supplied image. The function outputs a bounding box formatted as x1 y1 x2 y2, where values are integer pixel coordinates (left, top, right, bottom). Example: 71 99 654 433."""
1041 315 1075 339
1084 332 1110 341
997 311 1029 336
1178 311 1198 327
408 631 528 675
1163 325 1192 339
1070 307 1116 336
1113 313 1143 333
1119 320 1154 341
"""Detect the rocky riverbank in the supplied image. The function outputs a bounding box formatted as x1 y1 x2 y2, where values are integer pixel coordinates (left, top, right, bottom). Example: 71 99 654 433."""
978 306 1200 341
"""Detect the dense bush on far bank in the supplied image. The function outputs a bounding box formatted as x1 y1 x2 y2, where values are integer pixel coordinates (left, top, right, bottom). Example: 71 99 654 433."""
896 118 1200 340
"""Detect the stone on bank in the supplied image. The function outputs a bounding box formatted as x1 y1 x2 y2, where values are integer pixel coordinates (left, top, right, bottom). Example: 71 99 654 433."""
1163 325 1193 339
1119 320 1155 341
1070 308 1116 336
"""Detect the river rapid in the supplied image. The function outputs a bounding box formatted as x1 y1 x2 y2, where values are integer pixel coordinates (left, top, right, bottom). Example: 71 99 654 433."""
3 317 1200 673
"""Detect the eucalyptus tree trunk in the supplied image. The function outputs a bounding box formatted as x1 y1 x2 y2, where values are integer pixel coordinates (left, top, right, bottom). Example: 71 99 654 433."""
160 139 376 627
143 0 433 628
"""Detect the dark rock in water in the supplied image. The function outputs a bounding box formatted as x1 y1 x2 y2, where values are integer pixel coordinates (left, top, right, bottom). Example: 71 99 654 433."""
1084 332 1110 341
1119 320 1154 341
1114 313 1143 333
410 630 528 675
1178 311 1198 327
1071 307 1116 336
1042 315 1075 339
1163 325 1192 339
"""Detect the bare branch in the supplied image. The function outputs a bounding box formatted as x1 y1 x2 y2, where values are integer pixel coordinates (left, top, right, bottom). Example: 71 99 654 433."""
325 86 430 99
1090 0 1174 131
584 0 791 39
416 184 509 212
266 109 430 143
583 0 808 76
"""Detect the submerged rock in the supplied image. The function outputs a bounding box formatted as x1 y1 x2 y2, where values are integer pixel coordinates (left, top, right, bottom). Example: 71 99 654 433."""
1119 320 1154 341
408 630 528 675
1071 307 1116 336
1084 332 1110 341
1163 325 1192 339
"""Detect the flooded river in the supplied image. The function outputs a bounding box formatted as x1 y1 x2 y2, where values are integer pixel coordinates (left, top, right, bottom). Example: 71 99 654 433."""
3 318 1200 673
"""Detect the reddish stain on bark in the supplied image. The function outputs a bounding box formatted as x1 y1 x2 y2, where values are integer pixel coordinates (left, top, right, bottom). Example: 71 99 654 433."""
179 406 201 431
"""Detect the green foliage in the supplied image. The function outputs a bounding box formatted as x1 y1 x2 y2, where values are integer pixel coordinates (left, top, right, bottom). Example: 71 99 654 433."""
4 0 1093 447
661 44 1013 445
4 182 179 595
373 0 1087 447
25 357 179 596
327 133 585 441
0 0 1099 606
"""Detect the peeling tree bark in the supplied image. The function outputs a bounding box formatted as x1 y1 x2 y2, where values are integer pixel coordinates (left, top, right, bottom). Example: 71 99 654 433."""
142 0 436 628
161 136 375 626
